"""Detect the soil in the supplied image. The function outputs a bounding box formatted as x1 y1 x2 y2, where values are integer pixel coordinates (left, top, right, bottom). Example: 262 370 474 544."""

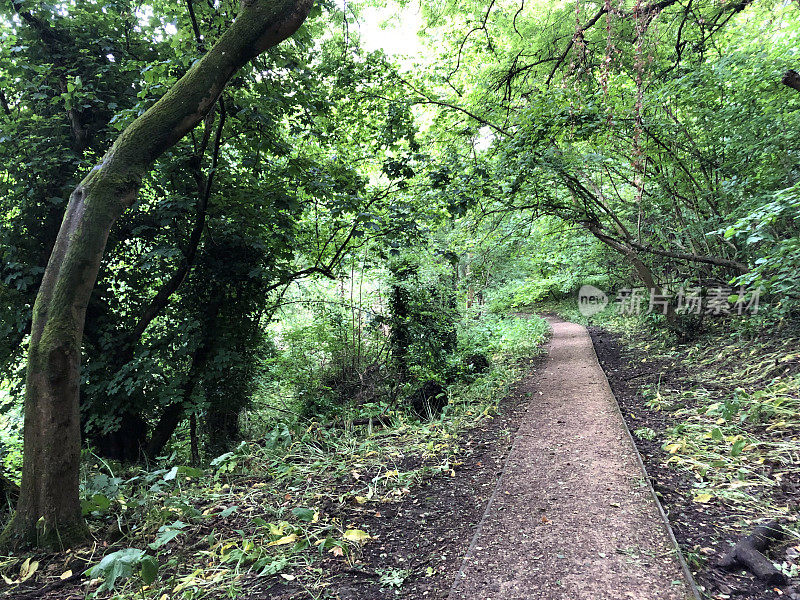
589 326 799 600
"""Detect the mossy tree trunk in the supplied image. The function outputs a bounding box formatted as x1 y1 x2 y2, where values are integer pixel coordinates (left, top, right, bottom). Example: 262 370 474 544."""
3 0 313 549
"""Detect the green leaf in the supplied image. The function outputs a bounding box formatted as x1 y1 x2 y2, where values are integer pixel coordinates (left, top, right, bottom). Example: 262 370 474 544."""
291 507 315 522
85 548 147 593
731 438 747 457
177 466 204 478
139 556 158 585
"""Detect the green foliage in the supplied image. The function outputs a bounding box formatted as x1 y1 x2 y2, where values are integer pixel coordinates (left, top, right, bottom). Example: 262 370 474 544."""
721 184 800 303
0 0 423 467
387 252 459 386
459 314 549 364
3 0 800 590
0 382 21 487
6 307 538 597
85 548 159 595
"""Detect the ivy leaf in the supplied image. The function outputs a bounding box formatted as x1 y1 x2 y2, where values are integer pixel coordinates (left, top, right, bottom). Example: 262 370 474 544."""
139 556 158 585
291 507 315 522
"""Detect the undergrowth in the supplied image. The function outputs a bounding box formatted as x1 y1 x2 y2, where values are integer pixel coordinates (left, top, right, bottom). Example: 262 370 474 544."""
0 314 548 599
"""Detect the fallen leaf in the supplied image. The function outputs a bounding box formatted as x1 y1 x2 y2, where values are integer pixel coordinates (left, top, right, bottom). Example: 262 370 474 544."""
19 558 38 582
60 570 73 580
268 534 298 547
343 529 372 543
694 493 713 503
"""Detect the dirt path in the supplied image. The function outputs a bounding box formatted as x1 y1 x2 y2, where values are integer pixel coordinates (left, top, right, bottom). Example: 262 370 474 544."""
448 317 695 600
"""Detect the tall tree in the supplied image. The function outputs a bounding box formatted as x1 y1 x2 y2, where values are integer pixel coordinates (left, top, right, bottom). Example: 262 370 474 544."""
1 0 313 549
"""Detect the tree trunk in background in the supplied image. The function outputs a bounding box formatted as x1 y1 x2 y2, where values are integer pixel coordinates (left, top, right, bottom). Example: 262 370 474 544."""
587 225 678 327
783 70 800 92
190 413 200 466
389 259 415 386
1 0 313 549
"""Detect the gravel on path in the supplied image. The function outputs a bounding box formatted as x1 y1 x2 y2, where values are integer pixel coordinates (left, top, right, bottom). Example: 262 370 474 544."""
449 318 694 600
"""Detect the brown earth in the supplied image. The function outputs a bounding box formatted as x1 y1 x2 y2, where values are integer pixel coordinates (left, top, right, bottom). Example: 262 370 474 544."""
589 325 800 600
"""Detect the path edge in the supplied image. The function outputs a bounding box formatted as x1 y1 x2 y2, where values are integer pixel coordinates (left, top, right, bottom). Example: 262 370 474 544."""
446 321 554 598
588 327 704 600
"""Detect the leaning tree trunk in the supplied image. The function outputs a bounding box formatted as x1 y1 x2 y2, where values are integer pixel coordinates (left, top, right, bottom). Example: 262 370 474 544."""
1 0 313 549
587 224 679 327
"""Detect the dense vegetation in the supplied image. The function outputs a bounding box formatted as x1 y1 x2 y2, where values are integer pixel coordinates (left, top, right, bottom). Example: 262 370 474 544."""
0 0 798 597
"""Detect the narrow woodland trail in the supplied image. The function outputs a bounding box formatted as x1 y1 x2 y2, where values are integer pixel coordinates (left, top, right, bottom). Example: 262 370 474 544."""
448 317 696 600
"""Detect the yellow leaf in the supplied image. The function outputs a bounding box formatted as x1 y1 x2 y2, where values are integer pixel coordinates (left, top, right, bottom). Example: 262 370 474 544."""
60 570 73 580
268 534 297 547
354 496 367 505
694 493 713 503
280 574 296 581
19 558 38 582
343 529 372 543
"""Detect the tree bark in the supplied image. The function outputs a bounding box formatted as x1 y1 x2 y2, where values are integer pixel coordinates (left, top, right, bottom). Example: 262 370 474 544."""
587 224 679 327
2 0 313 549
783 69 800 93
718 521 786 584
